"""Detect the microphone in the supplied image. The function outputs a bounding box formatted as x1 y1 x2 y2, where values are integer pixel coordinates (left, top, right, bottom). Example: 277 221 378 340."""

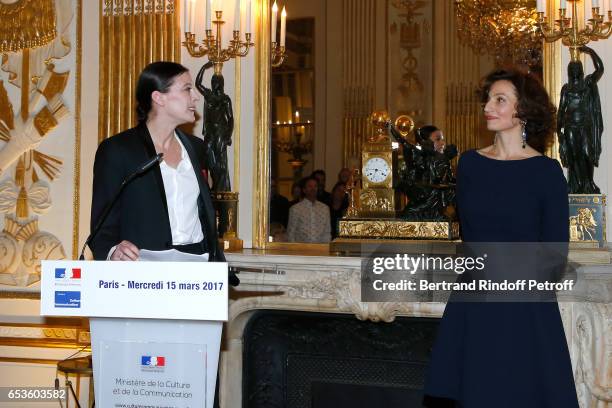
79 153 164 260
136 153 164 176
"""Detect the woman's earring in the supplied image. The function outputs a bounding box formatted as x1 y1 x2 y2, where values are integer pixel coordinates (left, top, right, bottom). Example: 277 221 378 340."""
520 120 527 149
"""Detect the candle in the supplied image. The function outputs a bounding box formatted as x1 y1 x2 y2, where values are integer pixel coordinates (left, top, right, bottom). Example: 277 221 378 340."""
246 0 251 32
295 110 300 123
608 0 612 13
593 0 599 8
190 0 196 33
536 0 545 13
271 2 278 43
184 0 189 31
206 0 212 30
280 6 286 47
560 0 566 9
234 0 240 31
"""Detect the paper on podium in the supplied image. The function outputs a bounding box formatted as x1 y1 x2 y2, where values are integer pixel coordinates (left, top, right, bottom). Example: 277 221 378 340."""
138 248 210 262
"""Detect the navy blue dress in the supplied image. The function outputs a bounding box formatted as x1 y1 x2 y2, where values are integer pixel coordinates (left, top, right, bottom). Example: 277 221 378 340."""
423 150 579 407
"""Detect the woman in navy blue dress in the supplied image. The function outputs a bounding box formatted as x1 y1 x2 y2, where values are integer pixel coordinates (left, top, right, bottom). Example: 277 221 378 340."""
423 69 579 407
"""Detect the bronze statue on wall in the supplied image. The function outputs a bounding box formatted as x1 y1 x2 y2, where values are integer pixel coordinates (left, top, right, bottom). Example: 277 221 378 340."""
557 46 604 194
196 61 234 192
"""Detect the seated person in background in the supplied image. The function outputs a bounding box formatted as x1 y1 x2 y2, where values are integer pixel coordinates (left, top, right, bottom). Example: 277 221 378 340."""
311 169 332 206
330 182 348 239
337 167 351 207
287 177 331 243
289 179 305 207
270 178 290 227
338 167 352 184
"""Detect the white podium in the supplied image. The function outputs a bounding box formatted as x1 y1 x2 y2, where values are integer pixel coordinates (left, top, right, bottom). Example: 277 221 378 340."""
40 260 228 408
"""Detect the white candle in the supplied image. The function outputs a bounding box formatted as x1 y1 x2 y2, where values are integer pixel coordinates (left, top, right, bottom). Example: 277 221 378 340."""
608 0 612 13
234 0 240 31
560 0 567 9
272 2 278 43
246 0 251 32
536 0 545 13
295 110 300 123
593 0 600 8
192 0 197 33
206 0 212 30
280 6 286 46
184 0 189 32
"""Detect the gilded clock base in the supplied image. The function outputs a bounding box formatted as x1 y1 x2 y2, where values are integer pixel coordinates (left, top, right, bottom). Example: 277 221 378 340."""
337 218 460 240
330 237 459 255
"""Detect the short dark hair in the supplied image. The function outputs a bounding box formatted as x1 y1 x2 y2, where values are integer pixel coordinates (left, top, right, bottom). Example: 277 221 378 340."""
135 61 189 122
416 125 439 144
479 68 556 153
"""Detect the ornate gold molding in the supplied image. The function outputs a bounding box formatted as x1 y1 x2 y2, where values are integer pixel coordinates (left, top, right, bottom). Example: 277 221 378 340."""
234 55 241 194
0 0 57 53
72 0 82 259
98 0 180 142
253 0 270 248
0 321 90 348
542 0 562 160
338 219 460 240
0 291 40 299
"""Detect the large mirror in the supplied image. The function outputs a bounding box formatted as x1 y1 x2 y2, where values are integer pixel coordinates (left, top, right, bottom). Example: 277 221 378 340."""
259 0 553 249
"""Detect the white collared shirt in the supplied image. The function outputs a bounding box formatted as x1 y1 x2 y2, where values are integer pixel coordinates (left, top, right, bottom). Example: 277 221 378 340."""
159 133 204 245
107 133 204 259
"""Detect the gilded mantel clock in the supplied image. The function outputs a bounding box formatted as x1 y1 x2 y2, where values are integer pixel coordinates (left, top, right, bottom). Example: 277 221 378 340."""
358 111 406 218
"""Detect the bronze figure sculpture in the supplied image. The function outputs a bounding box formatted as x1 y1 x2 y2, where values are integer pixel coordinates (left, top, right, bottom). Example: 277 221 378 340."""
558 46 604 194
196 61 234 192
388 124 457 221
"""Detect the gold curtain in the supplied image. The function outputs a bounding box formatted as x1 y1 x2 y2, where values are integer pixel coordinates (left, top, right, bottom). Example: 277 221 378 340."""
98 0 180 142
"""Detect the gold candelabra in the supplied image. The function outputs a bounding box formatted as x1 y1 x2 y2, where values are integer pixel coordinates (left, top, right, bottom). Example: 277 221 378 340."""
537 0 612 61
272 122 313 179
271 42 286 67
270 2 287 67
183 10 254 75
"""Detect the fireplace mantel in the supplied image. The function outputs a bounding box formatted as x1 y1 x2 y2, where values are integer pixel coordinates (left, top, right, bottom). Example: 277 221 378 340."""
222 251 612 407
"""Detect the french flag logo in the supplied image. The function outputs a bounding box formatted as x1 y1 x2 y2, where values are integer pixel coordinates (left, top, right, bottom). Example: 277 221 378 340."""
55 268 81 279
141 356 165 367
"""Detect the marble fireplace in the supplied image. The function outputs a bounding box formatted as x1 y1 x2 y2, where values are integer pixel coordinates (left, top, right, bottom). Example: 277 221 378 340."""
220 252 612 408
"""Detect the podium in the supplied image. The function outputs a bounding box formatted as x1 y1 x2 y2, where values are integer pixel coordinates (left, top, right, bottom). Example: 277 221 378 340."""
40 260 228 408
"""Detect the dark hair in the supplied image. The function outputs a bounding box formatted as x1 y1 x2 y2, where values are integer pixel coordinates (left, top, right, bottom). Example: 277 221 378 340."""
311 169 326 178
416 125 439 144
135 61 189 122
479 68 556 153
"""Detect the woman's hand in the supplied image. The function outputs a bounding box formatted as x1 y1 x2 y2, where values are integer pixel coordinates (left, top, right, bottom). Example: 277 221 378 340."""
111 240 140 261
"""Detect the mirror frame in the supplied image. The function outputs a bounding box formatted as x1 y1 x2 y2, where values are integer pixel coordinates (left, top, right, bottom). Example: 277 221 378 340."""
251 0 563 250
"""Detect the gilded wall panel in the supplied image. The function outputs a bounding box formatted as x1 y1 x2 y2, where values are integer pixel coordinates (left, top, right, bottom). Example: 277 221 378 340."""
98 0 180 142
0 0 82 290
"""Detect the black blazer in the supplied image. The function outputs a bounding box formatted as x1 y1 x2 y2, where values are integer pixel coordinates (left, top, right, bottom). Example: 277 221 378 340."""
90 122 225 263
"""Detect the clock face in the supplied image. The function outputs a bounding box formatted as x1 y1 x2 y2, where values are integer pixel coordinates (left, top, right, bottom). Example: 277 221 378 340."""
364 157 391 183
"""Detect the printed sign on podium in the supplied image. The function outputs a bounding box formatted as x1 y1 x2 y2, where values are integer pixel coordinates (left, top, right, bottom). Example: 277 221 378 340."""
41 260 228 408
